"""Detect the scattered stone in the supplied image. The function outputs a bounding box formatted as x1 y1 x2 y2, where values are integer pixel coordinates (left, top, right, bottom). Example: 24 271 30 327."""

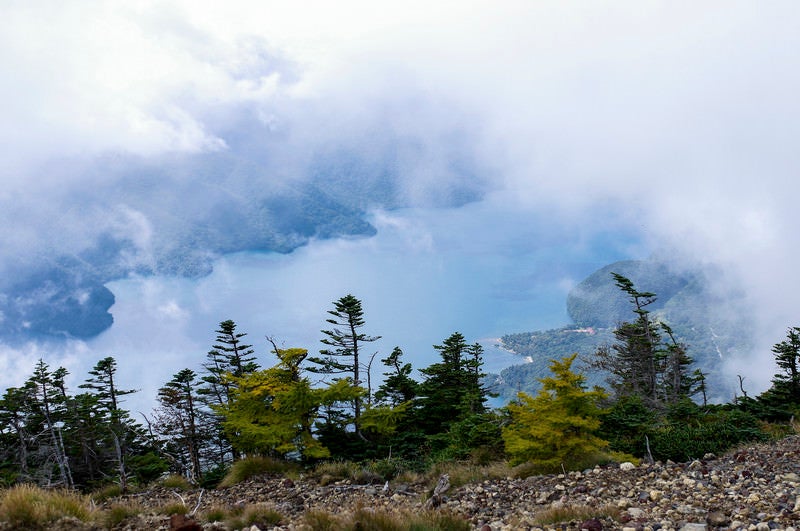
705 511 728 527
628 507 646 518
87 435 800 531
580 517 603 531
169 514 202 531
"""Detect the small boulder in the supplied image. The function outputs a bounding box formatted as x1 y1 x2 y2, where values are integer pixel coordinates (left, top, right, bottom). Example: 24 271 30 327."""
580 517 603 531
169 514 202 531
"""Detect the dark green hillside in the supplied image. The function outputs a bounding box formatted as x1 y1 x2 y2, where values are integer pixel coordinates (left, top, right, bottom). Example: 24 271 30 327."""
493 260 753 403
566 260 691 327
492 326 613 397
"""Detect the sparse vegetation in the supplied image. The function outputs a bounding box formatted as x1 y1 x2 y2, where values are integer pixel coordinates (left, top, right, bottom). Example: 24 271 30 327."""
157 501 189 515
218 455 297 487
0 484 95 528
531 503 621 526
102 501 144 528
225 503 284 529
302 506 471 531
160 474 193 490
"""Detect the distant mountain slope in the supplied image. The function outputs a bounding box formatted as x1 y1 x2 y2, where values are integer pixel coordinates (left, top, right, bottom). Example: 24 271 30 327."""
491 259 752 404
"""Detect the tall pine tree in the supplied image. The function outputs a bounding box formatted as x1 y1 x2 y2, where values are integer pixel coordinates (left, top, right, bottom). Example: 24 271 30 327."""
308 294 380 433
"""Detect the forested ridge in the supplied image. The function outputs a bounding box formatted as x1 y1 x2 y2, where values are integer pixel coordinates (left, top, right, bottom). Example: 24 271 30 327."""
494 260 751 403
1 273 799 509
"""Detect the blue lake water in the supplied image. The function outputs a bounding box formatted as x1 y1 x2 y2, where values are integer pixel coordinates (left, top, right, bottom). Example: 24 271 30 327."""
90 194 644 410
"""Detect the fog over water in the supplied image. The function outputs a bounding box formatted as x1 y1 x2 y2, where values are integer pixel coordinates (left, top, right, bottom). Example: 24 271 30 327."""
2 2 800 412
86 195 644 411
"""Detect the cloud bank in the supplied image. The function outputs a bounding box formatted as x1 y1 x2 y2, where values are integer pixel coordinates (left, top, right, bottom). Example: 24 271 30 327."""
1 1 799 401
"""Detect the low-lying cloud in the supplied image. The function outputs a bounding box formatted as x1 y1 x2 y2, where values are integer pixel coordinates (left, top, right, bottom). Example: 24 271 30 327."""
1 2 799 403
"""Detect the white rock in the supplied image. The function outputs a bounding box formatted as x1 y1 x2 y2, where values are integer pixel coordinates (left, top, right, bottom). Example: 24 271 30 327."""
620 462 636 471
627 507 645 518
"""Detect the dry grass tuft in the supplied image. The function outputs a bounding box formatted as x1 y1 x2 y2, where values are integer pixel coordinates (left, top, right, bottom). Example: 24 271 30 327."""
160 474 193 490
103 501 145 528
424 460 511 489
218 456 297 487
532 503 620 526
0 484 95 528
224 502 283 529
302 505 471 531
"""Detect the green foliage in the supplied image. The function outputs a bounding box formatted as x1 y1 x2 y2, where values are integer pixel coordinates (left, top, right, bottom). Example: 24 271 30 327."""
219 347 365 461
756 327 800 419
503 354 609 470
198 464 228 489
430 412 505 463
308 294 380 435
598 395 655 456
128 451 169 485
375 346 419 406
646 408 767 462
416 333 490 435
602 397 768 462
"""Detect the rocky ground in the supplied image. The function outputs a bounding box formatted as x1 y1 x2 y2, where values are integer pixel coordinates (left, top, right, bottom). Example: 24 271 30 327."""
69 435 800 530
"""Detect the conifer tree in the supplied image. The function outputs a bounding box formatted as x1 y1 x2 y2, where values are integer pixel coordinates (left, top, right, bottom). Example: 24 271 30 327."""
198 320 258 464
660 323 699 403
308 294 380 431
0 385 36 481
503 354 608 470
154 369 204 482
770 326 800 403
27 360 72 488
416 332 490 436
374 347 418 406
79 357 138 491
593 273 698 407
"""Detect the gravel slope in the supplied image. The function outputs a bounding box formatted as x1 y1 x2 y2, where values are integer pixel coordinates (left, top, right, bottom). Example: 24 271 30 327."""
44 435 800 530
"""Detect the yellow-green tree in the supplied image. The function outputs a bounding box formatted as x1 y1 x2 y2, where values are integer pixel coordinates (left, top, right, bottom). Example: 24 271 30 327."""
503 354 608 470
217 348 363 461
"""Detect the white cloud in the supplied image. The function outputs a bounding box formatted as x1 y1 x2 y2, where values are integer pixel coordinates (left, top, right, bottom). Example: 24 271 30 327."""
1 1 800 399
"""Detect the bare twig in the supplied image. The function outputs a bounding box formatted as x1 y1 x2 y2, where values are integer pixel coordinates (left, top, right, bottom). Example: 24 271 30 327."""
190 489 204 516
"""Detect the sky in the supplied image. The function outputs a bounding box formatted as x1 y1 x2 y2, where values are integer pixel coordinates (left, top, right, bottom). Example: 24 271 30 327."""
2 1 800 410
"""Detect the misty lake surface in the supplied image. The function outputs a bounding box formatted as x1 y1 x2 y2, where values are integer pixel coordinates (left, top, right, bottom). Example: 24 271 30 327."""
97 197 643 409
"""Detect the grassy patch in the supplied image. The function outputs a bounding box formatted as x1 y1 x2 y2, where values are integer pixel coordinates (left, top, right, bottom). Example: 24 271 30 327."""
532 503 620 526
302 506 471 531
0 484 96 528
103 501 144 528
90 483 124 502
200 504 230 523
510 450 639 478
225 503 283 529
157 501 189 515
218 456 297 487
424 460 510 489
160 474 193 490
